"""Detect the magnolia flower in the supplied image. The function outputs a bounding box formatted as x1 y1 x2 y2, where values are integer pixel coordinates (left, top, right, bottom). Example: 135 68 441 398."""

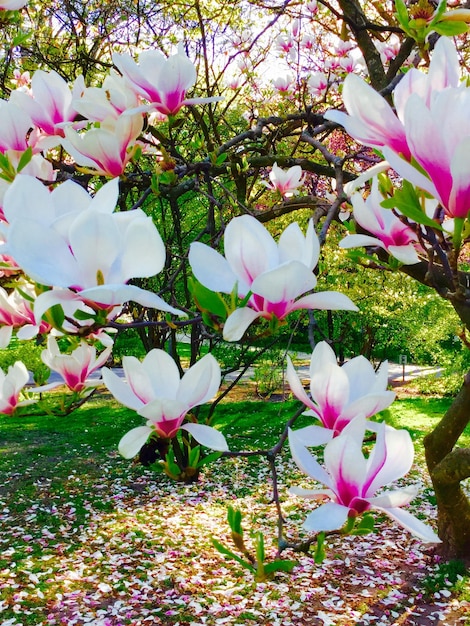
0 285 51 348
340 178 421 264
72 71 140 122
273 75 294 94
289 415 441 543
265 162 305 197
11 71 85 146
383 88 470 220
324 37 460 161
34 336 112 393
102 350 228 456
307 72 328 99
112 44 222 116
63 114 143 177
2 175 183 318
0 361 35 415
287 341 395 445
189 215 357 341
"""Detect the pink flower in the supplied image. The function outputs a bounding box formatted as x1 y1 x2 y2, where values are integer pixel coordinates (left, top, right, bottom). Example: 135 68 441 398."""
265 162 305 197
102 350 226 453
11 70 85 145
0 100 32 153
340 179 421 264
37 336 112 393
0 285 51 347
0 361 35 415
112 44 222 116
287 341 394 443
63 114 143 177
189 215 357 341
273 75 294 94
289 415 441 543
324 37 461 161
383 88 470 220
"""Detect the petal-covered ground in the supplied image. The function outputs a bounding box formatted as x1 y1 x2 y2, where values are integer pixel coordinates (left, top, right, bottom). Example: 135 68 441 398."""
0 398 469 625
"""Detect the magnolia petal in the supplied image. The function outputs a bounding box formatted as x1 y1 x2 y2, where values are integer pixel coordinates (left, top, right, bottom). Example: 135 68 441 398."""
119 216 167 279
449 137 470 219
188 242 237 294
288 427 333 487
341 391 396 422
79 284 185 315
303 501 350 532
289 486 333 500
367 484 419 509
278 220 319 270
224 215 278 287
366 425 414 496
252 261 317 303
343 162 391 196
179 353 221 408
140 349 181 399
339 234 385 251
293 291 358 313
118 425 152 459
324 425 368 496
382 148 439 201
101 366 145 411
286 355 315 410
373 505 441 543
181 423 229 451
288 424 333 447
222 307 262 341
138 397 188 423
310 362 349 429
0 326 12 349
387 244 421 265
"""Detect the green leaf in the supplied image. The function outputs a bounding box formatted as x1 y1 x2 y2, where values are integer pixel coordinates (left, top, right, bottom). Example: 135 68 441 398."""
45 304 65 329
432 21 469 36
197 451 222 468
211 537 256 572
188 444 201 468
216 152 229 166
255 531 265 564
314 532 326 564
263 560 297 574
394 0 410 29
228 506 243 535
380 181 443 231
16 148 33 173
189 278 228 319
72 308 96 321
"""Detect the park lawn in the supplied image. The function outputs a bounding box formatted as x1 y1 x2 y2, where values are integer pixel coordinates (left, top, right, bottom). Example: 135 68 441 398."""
0 391 469 625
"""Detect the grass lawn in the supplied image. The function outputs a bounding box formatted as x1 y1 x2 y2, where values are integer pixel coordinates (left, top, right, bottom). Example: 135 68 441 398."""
0 391 469 625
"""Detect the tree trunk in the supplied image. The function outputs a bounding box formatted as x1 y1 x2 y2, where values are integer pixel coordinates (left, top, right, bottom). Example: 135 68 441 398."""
423 372 470 561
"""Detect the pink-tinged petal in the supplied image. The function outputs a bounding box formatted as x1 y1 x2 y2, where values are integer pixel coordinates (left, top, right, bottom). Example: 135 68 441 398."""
367 484 419 509
303 501 350 532
341 391 395 422
309 341 337 378
343 355 382 400
120 355 158 404
324 423 367 504
382 146 439 200
102 366 145 411
286 355 315 410
278 220 319 270
138 397 187 424
288 424 333 447
112 52 163 101
252 262 316 303
141 349 181 399
427 37 461 93
366 425 414 496
372 505 441 543
0 326 12 348
181 423 229 451
179 353 220 408
79 285 184 315
289 486 333 499
189 242 238 294
325 73 408 156
403 96 453 208
309 362 349 429
118 425 152 459
6 220 80 287
448 138 470 219
387 244 421 265
222 307 263 341
224 215 279 286
339 234 386 251
292 291 358 312
119 215 166 279
288 427 333 487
